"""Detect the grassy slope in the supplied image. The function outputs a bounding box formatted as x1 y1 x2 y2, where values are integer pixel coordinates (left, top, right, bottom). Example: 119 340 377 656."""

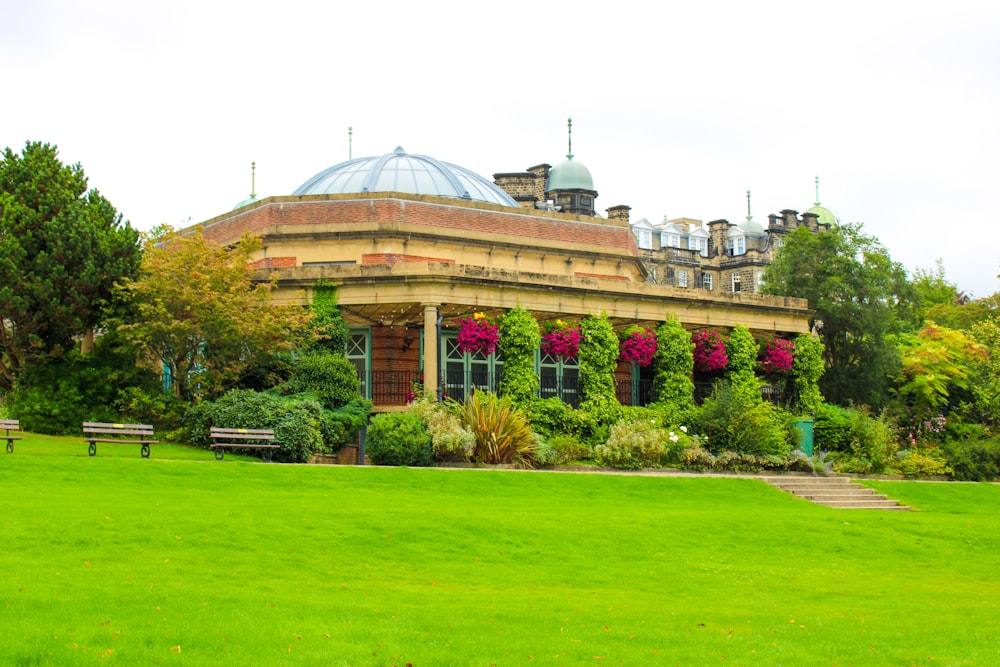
0 439 997 665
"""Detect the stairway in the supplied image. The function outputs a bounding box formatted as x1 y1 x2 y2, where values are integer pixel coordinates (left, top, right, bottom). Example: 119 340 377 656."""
762 476 911 510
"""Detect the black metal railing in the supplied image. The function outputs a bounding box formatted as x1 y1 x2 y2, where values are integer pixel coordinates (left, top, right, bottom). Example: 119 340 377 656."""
540 374 580 407
616 379 656 407
359 370 420 406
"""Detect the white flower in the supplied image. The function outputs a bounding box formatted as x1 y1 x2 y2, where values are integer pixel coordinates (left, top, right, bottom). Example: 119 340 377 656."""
680 425 688 433
669 434 680 443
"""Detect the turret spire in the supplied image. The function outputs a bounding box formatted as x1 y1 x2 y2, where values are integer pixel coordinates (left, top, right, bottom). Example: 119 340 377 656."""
814 175 821 207
250 161 256 199
349 126 353 160
746 189 752 221
567 117 573 160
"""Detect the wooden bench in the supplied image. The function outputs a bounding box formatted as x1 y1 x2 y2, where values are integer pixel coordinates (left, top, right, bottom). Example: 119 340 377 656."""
210 427 279 462
2 419 23 454
82 422 158 458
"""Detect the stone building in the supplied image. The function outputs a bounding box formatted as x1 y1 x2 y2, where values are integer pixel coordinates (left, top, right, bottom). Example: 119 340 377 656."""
195 144 813 409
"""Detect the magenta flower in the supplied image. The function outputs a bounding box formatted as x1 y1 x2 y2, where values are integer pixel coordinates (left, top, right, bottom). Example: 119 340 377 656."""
619 326 657 367
693 329 728 373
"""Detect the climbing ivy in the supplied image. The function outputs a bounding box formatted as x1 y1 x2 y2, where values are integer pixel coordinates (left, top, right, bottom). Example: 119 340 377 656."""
498 305 541 406
790 334 825 414
652 317 694 409
578 313 622 426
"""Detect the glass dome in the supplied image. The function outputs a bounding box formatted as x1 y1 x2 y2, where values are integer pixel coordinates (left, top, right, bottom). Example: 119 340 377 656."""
293 146 519 207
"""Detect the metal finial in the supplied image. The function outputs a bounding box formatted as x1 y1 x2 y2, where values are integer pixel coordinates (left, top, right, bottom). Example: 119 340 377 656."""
567 117 573 160
814 175 820 207
349 126 353 160
250 161 256 198
746 189 752 221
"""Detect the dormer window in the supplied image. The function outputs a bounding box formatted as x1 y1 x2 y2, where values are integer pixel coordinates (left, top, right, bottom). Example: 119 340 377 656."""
637 229 652 250
727 236 746 256
663 233 681 249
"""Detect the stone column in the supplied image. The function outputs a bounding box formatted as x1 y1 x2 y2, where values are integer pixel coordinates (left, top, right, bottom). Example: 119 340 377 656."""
422 303 440 399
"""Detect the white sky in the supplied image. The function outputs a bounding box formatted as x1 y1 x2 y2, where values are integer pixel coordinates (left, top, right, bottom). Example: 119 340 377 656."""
3 0 999 297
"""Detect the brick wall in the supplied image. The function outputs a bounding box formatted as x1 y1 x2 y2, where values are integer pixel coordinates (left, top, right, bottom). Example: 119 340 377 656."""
199 195 635 252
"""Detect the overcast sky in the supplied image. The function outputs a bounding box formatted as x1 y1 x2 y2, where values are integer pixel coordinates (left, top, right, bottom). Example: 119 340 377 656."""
3 0 998 297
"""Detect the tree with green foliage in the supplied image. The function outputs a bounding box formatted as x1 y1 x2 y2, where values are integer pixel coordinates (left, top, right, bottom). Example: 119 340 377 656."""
762 223 913 408
895 323 985 415
497 305 540 405
116 228 311 402
0 141 141 392
969 316 1000 427
652 317 694 408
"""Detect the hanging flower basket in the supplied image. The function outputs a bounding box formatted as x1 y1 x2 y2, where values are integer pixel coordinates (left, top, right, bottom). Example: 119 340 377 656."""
456 312 499 355
619 325 657 368
759 337 794 375
693 329 728 373
540 319 581 360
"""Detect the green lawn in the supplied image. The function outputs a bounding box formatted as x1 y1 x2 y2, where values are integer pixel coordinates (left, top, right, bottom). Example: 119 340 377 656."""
1 436 998 666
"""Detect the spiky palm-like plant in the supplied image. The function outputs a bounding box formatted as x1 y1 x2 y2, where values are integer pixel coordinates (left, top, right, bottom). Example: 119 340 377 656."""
460 391 537 467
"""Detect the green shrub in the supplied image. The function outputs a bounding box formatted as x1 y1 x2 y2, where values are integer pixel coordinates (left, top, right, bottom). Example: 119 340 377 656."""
526 397 588 439
7 347 160 435
409 393 475 462
595 420 669 469
545 434 592 464
319 399 372 453
459 392 536 466
366 412 432 466
814 403 899 474
942 439 1000 481
681 444 716 470
184 389 325 463
713 451 784 473
115 386 187 435
894 448 953 477
691 380 791 458
281 352 361 409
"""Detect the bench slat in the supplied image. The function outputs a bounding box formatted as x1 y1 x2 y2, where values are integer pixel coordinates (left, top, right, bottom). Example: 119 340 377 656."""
211 427 274 436
211 443 279 449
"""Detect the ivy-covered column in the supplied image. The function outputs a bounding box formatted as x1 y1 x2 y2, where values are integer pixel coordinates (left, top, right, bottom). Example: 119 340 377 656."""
422 303 440 399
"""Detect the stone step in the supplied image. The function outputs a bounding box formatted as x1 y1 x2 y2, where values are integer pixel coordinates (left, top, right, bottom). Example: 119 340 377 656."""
769 485 879 495
762 477 911 511
816 499 911 510
804 492 889 502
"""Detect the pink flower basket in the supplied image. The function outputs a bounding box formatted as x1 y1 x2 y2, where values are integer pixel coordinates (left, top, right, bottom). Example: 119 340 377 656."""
456 313 499 355
541 320 581 360
693 329 728 373
619 326 657 368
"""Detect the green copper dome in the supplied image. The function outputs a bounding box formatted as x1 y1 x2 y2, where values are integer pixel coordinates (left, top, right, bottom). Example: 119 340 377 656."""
547 157 594 192
233 194 259 210
806 177 837 225
805 204 837 225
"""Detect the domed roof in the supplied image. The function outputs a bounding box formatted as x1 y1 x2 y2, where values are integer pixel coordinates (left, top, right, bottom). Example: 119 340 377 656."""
233 194 258 210
740 218 765 235
293 146 519 207
547 157 594 192
805 204 837 225
806 176 837 225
